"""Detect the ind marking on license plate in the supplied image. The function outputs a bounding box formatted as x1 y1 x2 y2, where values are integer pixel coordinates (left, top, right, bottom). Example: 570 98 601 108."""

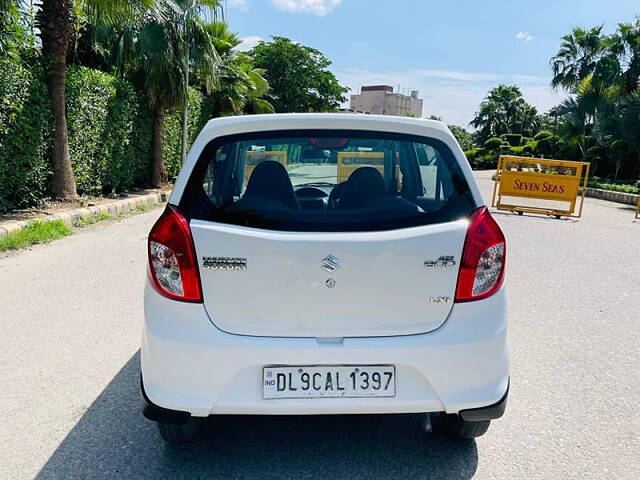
262 365 396 399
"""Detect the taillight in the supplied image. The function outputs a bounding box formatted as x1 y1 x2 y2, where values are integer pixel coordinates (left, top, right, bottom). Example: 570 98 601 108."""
455 206 506 302
147 206 202 302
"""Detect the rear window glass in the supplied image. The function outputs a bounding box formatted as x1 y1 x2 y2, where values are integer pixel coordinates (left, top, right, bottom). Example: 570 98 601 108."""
181 130 477 232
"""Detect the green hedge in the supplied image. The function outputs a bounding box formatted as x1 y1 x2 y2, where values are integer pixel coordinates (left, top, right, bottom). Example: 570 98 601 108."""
0 55 52 211
0 60 207 212
588 176 640 194
163 87 206 180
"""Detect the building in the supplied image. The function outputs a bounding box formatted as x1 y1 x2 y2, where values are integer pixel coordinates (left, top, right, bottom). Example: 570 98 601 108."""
349 85 423 118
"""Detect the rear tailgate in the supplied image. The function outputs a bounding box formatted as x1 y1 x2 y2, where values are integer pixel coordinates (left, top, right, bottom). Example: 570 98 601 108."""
191 219 467 337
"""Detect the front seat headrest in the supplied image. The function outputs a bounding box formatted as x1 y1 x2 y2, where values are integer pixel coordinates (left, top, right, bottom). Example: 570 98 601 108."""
337 167 387 210
244 160 300 210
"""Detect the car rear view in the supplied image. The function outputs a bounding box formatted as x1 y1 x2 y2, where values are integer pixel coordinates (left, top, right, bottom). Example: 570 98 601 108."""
141 114 509 444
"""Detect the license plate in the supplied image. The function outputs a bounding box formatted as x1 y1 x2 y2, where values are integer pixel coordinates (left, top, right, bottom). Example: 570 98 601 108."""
262 365 396 399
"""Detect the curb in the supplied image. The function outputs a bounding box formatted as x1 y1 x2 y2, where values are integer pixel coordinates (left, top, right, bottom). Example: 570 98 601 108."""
585 187 638 206
0 191 168 238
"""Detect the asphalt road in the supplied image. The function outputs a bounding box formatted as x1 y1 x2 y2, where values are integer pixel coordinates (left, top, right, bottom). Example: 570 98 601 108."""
1 173 639 479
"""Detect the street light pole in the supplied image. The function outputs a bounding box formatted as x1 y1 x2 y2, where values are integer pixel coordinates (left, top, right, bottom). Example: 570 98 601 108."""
180 4 193 165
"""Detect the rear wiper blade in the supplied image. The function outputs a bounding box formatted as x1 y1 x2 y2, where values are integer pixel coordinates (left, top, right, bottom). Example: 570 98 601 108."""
295 182 336 187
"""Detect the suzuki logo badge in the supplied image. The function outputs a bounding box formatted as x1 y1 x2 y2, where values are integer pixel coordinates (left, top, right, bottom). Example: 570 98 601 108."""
321 255 340 273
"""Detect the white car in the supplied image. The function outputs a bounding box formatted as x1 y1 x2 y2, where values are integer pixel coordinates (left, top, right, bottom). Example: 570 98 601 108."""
141 113 509 444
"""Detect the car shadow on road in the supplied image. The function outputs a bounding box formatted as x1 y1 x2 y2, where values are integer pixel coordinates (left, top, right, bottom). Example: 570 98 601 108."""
36 352 478 480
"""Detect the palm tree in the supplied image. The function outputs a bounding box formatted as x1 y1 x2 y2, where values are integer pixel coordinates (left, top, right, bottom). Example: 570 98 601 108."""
469 85 531 140
557 74 619 161
608 19 640 93
104 1 221 186
209 53 274 117
594 89 640 171
203 22 273 118
469 101 499 139
35 0 156 201
550 26 606 91
519 104 539 137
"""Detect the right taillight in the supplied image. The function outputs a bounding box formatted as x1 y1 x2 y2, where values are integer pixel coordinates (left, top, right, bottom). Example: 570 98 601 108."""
455 206 506 302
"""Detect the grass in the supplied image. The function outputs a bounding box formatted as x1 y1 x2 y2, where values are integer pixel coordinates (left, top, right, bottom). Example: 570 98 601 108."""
0 220 72 252
134 203 152 213
73 211 110 228
0 200 158 252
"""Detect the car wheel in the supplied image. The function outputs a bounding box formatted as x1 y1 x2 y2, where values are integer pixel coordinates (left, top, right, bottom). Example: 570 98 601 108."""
431 413 491 439
157 418 203 444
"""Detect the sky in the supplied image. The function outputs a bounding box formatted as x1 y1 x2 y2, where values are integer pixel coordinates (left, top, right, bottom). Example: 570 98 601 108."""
224 0 640 127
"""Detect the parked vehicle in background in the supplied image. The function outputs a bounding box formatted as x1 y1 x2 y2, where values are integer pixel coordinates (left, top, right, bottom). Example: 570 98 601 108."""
141 113 509 444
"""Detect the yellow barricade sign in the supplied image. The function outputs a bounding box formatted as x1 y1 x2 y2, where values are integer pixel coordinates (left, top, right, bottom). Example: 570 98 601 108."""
244 150 288 180
337 151 401 189
636 193 640 219
337 151 385 184
492 156 590 218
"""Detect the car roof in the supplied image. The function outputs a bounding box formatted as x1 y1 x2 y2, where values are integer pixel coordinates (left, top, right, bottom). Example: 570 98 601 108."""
198 113 450 134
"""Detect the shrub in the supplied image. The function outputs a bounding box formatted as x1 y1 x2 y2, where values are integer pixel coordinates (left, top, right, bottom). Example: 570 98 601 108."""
463 148 481 160
65 67 117 196
556 142 576 160
471 154 498 170
0 62 206 212
0 55 52 212
502 133 522 146
483 137 503 150
588 177 639 194
533 130 553 141
536 135 559 156
522 144 535 155
163 87 206 181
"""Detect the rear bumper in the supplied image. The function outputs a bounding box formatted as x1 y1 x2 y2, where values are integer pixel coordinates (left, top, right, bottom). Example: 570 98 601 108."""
141 281 509 418
141 375 509 425
460 380 509 421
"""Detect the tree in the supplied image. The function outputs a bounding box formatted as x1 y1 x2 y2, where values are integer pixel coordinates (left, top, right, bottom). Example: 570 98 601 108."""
594 89 640 173
0 0 19 54
469 85 537 141
448 125 474 150
549 20 640 178
203 21 273 117
610 19 640 93
250 36 348 113
101 1 221 186
550 26 607 91
35 0 154 201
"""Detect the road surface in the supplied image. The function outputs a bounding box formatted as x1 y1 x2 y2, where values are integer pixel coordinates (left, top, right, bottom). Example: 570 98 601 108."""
0 173 638 479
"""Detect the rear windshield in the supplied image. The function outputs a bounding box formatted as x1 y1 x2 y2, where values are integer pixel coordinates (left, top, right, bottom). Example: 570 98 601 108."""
181 130 477 232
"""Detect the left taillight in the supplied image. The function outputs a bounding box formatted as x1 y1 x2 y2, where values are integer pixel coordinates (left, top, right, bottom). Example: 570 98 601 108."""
147 205 202 302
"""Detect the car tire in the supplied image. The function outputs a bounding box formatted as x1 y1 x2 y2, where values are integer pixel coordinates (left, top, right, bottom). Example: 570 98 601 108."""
157 418 203 444
432 413 491 439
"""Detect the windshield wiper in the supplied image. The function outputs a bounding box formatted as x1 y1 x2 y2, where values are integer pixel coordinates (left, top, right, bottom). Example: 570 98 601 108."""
295 182 336 187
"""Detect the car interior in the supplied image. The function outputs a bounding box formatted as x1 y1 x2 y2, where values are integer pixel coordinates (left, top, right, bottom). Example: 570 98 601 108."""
182 134 476 230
